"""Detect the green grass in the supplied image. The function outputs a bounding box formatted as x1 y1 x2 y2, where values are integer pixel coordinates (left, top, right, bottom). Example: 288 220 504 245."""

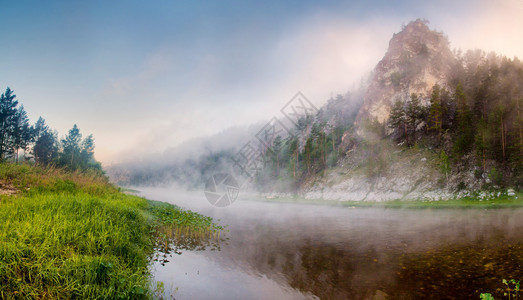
0 163 222 299
260 192 523 209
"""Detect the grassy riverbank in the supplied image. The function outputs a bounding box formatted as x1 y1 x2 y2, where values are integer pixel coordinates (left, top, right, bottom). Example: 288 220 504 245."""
0 163 221 299
261 192 523 209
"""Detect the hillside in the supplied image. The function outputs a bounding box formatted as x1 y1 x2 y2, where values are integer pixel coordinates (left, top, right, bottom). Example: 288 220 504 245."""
300 20 522 200
108 19 522 200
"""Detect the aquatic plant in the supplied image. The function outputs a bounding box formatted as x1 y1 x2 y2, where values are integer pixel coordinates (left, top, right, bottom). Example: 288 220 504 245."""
480 279 520 299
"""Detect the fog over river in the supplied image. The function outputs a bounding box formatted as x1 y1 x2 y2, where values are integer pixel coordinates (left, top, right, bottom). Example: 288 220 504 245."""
138 187 523 300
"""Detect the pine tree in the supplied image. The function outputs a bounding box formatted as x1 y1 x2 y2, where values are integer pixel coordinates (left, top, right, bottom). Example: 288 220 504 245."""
271 135 282 177
33 117 48 139
474 117 489 173
492 105 509 163
11 105 32 162
388 99 407 145
60 124 82 169
287 137 299 178
428 84 444 143
32 117 55 165
304 137 312 175
0 87 19 159
514 96 523 166
34 129 58 166
406 93 422 143
453 83 474 156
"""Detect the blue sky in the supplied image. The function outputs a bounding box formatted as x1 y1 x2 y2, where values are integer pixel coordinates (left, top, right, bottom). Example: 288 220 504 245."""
1 0 522 164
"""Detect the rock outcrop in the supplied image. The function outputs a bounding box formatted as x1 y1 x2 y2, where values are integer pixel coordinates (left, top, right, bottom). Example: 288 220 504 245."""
355 19 456 128
304 20 464 201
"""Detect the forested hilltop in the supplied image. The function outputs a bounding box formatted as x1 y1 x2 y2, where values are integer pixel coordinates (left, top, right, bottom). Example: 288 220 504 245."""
0 87 101 171
109 20 522 199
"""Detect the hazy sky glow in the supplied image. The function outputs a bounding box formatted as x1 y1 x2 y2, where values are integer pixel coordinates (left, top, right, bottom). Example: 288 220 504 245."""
1 0 522 164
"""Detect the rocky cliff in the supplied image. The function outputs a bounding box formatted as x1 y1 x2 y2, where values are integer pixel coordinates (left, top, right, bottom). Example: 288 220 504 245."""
355 19 456 128
301 20 466 201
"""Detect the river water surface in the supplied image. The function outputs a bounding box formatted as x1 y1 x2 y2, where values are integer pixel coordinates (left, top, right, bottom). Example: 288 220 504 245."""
138 187 523 300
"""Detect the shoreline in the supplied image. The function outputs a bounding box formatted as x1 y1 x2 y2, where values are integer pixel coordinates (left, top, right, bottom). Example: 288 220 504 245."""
254 193 523 209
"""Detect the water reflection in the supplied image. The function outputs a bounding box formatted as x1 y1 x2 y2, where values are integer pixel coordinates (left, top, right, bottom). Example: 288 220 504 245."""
141 187 523 300
152 227 226 266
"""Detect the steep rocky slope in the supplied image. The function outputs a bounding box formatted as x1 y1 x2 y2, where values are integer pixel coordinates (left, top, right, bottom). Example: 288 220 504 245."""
355 19 455 128
302 140 451 201
301 20 468 201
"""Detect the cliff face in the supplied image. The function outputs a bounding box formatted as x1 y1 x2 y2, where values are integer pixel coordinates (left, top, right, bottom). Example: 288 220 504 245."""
355 19 456 127
301 20 464 201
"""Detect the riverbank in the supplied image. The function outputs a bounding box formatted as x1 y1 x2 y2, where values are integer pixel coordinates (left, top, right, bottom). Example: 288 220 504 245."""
0 163 221 299
260 191 523 209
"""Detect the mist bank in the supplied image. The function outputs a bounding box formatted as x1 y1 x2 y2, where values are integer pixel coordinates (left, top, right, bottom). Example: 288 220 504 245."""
142 187 523 299
108 20 522 201
107 87 363 191
106 121 266 189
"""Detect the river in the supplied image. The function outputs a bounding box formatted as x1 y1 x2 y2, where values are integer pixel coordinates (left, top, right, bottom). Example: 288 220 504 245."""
138 187 523 300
